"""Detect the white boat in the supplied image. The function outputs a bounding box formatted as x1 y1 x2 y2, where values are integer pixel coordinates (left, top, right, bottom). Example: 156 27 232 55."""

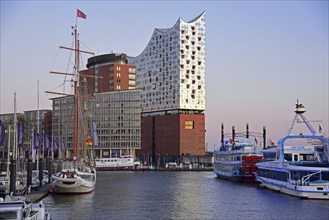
49 21 97 195
0 172 10 193
0 172 26 194
51 160 96 194
95 155 140 171
25 170 50 189
0 195 51 220
255 101 329 200
214 137 262 182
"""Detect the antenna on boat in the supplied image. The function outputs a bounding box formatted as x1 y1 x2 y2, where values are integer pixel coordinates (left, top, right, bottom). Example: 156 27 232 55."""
287 100 316 136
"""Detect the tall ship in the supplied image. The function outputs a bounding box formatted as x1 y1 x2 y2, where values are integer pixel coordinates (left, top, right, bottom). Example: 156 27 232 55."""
255 101 329 200
48 10 97 194
213 124 263 182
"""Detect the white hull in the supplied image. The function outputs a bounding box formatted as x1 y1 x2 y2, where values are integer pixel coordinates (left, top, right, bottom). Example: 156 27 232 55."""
257 176 329 200
95 156 139 171
51 168 96 194
214 170 243 181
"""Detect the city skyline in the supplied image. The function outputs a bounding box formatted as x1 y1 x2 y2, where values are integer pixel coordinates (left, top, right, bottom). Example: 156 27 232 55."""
1 1 328 150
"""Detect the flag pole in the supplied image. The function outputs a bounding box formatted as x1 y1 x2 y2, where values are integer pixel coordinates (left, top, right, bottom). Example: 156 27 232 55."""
51 134 54 160
76 9 78 28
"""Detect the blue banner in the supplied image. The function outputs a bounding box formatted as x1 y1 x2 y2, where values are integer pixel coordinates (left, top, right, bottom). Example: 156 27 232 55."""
92 121 99 147
54 137 59 152
44 133 50 149
17 122 24 148
0 120 5 146
61 137 65 151
33 129 40 149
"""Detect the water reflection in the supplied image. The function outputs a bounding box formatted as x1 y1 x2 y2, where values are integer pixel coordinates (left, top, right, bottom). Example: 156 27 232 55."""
44 171 329 220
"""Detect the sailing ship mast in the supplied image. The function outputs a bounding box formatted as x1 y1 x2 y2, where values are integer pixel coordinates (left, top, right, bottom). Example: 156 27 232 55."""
46 23 94 160
13 92 17 160
73 25 79 159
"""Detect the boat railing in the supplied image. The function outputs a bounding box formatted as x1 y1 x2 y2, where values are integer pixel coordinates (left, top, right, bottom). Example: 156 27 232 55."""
215 149 261 155
62 160 76 171
301 170 321 186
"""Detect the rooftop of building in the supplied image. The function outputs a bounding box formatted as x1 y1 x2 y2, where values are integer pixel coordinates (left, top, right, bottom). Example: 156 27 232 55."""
86 53 128 68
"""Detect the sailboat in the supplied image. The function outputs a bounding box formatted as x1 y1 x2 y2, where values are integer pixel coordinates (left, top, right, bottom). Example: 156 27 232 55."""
47 14 96 194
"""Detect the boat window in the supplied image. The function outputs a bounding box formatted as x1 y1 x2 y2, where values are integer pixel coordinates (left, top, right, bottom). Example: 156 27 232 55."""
303 154 314 161
299 171 308 180
294 154 299 161
322 172 329 181
276 152 280 160
310 173 320 182
318 152 328 162
283 172 288 182
292 171 299 180
284 154 292 161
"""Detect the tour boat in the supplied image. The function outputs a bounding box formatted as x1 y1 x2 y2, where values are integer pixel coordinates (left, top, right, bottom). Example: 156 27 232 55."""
49 16 97 194
214 137 262 182
95 155 140 171
255 101 329 200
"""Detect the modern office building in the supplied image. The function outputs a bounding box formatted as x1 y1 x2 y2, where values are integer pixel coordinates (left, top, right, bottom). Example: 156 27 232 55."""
0 113 24 158
128 12 206 158
0 110 51 158
23 109 52 141
89 89 141 158
51 89 141 158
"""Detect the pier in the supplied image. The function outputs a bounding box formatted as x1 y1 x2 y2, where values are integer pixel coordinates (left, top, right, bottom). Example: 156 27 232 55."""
25 183 52 203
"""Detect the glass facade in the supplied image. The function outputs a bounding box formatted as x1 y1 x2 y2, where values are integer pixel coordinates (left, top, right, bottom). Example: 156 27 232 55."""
128 12 206 113
51 89 141 158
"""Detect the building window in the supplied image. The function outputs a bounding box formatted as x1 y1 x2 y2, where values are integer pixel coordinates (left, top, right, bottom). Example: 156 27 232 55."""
129 68 135 73
185 120 194 129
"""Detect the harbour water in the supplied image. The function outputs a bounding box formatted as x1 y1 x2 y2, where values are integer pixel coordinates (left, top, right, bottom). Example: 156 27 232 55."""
44 171 329 220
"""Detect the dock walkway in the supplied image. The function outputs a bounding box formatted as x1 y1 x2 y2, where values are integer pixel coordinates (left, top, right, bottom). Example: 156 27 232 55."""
26 184 51 203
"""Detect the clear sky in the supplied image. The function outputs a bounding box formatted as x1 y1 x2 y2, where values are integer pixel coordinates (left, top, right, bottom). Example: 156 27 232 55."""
1 1 328 151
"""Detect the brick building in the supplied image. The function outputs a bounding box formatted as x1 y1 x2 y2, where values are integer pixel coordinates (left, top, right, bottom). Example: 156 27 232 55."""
80 53 136 93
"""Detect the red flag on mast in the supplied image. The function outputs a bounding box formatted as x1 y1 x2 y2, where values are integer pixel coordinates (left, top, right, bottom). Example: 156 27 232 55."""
77 9 87 19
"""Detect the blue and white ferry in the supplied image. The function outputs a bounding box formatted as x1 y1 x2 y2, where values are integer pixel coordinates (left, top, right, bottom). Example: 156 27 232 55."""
256 102 329 200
